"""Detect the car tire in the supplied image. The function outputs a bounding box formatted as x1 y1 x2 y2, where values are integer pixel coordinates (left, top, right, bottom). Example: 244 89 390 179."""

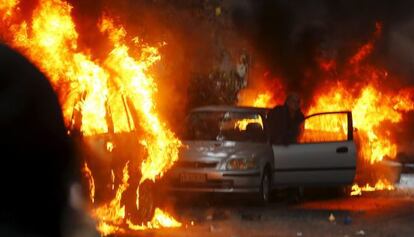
132 180 155 224
258 168 272 204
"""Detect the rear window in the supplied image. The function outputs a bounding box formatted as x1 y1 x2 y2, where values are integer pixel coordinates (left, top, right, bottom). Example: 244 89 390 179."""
183 111 266 143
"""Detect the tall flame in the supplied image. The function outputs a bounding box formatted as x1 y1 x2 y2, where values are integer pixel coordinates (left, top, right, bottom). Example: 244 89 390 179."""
241 23 414 195
1 0 181 235
308 81 414 164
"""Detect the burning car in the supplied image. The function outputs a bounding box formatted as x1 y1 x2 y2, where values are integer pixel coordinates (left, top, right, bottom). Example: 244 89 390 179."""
165 106 357 202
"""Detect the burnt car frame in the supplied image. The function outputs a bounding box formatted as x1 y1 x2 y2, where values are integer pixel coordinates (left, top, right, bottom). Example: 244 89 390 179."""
165 106 357 202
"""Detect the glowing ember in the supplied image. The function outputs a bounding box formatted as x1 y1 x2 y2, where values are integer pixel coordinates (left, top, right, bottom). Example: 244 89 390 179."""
111 169 115 191
106 142 114 152
0 0 181 234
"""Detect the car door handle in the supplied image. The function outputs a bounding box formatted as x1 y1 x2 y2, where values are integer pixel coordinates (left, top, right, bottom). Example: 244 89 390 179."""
336 146 348 153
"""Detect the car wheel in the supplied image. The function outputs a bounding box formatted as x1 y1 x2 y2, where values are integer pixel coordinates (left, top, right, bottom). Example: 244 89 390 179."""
258 168 272 204
138 180 156 222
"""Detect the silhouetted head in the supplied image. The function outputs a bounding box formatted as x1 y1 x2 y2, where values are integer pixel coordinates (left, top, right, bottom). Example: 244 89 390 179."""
0 44 74 237
284 93 301 113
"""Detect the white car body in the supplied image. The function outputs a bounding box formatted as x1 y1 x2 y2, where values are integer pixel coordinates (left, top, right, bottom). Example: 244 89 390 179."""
165 106 357 197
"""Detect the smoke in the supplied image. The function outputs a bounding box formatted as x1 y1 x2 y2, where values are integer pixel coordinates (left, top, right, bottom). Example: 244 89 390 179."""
65 0 414 158
11 0 414 140
231 0 414 101
229 0 414 163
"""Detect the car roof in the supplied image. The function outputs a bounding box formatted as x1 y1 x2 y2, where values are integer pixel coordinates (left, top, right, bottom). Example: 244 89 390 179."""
191 105 270 114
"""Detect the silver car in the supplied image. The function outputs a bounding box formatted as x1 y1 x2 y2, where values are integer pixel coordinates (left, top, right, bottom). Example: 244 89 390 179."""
166 106 357 202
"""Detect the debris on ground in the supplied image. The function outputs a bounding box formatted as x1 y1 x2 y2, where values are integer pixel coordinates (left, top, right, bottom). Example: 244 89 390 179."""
209 224 221 232
343 216 352 225
356 230 366 235
240 213 262 221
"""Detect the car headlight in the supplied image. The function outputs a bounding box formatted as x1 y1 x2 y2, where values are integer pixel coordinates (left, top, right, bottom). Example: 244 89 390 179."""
226 157 258 170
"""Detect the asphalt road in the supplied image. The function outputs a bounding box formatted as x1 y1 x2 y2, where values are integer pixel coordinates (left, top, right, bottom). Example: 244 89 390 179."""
116 174 414 237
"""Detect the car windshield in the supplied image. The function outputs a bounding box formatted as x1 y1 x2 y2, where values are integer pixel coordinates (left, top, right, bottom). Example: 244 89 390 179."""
184 111 266 143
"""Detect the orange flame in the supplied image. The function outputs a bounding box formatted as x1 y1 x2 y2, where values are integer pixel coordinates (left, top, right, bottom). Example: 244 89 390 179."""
307 81 414 164
0 0 18 20
1 0 181 234
302 24 413 194
298 113 348 144
242 23 414 195
127 208 182 230
350 179 395 196
94 163 129 236
82 162 95 204
253 92 274 108
98 17 182 185
237 73 285 108
234 117 264 131
349 22 382 65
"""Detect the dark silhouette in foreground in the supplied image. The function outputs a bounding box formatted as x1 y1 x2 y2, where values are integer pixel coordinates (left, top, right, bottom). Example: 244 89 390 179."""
0 44 75 237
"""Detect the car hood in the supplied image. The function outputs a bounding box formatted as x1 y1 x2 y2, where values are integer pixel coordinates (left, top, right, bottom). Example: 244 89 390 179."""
179 140 266 162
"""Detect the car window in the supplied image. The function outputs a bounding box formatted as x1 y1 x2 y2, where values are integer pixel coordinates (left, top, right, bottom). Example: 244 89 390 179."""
183 111 266 143
298 113 348 143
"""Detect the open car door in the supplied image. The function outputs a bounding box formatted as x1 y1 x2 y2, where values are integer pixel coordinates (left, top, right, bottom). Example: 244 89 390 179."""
272 111 357 186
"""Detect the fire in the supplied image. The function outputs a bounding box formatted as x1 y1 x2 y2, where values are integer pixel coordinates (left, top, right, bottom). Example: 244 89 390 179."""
350 179 395 196
299 113 348 144
244 23 414 195
99 17 182 185
237 73 285 108
349 22 381 65
127 208 182 230
253 92 274 108
94 163 130 236
0 0 18 20
306 24 414 194
307 81 413 164
234 117 264 131
106 142 114 152
1 0 181 235
82 162 95 204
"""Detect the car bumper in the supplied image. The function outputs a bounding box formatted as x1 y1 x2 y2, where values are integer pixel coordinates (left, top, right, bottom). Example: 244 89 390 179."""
164 169 262 193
